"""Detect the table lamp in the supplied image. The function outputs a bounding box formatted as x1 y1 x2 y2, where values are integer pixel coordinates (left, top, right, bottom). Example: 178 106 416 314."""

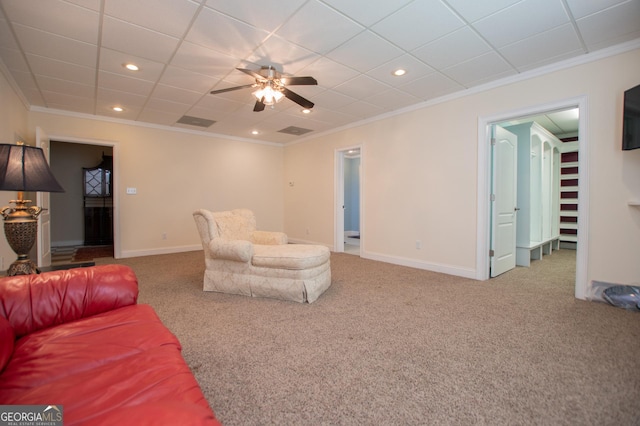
0 143 64 275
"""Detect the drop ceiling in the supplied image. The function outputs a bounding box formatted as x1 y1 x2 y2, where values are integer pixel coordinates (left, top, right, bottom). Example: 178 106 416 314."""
0 0 638 144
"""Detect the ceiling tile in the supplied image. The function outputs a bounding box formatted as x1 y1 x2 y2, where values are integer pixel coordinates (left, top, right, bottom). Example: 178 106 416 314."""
0 16 18 49
98 71 155 97
64 0 101 12
576 1 640 50
186 7 269 59
204 0 306 33
247 35 320 75
412 26 491 70
399 72 464 100
366 54 435 85
137 109 183 126
326 30 404 73
13 23 96 67
0 47 30 72
158 65 218 93
43 90 94 112
101 16 180 63
275 1 363 54
104 0 199 38
371 0 465 51
171 41 240 78
26 54 95 86
364 88 421 111
473 0 570 48
333 74 391 99
336 100 385 118
151 84 204 105
321 0 413 27
499 24 583 71
0 0 627 143
444 0 522 22
143 97 191 115
297 57 360 89
2 0 99 43
99 48 166 82
310 89 358 109
565 0 628 19
36 75 94 98
442 51 515 87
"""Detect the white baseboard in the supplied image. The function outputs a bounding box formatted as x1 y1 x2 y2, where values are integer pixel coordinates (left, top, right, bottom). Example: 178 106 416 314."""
52 239 84 247
120 244 202 259
362 250 477 280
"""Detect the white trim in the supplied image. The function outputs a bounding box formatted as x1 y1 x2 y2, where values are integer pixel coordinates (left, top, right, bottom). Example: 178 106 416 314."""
476 96 589 300
121 244 203 259
364 250 477 280
289 39 640 147
30 106 283 148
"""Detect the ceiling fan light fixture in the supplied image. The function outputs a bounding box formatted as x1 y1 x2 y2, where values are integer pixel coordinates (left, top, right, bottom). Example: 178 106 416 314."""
252 85 284 105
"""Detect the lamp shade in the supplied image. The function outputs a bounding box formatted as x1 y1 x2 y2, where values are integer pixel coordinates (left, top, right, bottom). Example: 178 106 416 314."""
0 144 64 193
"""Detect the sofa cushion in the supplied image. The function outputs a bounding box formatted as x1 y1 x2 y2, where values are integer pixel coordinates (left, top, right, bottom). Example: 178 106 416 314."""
0 304 178 390
0 303 218 425
0 264 138 338
0 316 13 373
213 209 256 241
252 244 330 269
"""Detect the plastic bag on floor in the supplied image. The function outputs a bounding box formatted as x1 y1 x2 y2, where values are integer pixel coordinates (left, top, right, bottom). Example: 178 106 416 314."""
602 285 640 311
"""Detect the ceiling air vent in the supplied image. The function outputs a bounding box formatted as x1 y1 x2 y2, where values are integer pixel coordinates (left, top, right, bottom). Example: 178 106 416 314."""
278 126 313 136
176 115 216 128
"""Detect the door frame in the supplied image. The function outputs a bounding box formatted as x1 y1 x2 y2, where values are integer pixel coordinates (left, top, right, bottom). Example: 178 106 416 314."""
476 95 589 299
334 145 363 253
47 134 121 259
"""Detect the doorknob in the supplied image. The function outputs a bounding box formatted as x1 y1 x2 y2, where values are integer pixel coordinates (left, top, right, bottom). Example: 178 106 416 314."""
514 207 520 211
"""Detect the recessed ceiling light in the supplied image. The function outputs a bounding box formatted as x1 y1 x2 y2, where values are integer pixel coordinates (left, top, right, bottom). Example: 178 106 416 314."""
123 63 139 71
251 130 259 135
301 108 312 114
392 69 407 76
112 106 123 112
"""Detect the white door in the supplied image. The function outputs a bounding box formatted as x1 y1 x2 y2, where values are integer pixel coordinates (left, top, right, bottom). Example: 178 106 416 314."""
490 125 518 277
36 127 52 268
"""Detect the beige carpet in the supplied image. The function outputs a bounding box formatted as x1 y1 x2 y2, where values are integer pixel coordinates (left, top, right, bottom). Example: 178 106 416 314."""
95 250 640 426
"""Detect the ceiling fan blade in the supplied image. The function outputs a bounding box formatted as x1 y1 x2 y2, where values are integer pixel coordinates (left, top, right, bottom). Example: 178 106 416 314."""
253 98 266 112
282 87 314 109
210 84 254 95
237 67 265 80
283 76 317 86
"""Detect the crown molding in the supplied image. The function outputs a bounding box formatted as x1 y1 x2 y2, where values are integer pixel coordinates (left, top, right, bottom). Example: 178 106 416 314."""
288 38 640 147
29 105 283 148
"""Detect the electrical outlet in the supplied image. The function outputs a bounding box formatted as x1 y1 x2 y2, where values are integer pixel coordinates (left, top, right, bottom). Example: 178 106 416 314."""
305 228 310 235
416 240 422 249
162 232 167 240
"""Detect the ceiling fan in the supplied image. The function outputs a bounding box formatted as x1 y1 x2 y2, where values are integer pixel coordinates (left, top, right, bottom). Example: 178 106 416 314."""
210 66 318 112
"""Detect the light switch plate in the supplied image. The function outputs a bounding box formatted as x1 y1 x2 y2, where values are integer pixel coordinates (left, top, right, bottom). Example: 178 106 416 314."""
126 187 137 194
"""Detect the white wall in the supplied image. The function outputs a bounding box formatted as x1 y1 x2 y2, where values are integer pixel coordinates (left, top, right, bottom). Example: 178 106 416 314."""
284 47 640 293
27 111 285 258
0 66 30 270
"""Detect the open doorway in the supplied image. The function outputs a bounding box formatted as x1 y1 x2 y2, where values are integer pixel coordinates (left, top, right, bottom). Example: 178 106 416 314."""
48 138 119 265
477 96 589 299
335 146 362 255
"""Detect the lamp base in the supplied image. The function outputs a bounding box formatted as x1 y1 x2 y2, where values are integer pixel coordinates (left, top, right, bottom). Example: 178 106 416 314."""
7 259 39 276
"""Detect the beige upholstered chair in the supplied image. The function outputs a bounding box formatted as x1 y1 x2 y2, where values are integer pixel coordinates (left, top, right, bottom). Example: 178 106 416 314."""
193 209 331 303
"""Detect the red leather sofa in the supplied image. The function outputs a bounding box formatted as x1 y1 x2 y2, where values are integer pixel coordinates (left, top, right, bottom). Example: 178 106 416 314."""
0 264 221 425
